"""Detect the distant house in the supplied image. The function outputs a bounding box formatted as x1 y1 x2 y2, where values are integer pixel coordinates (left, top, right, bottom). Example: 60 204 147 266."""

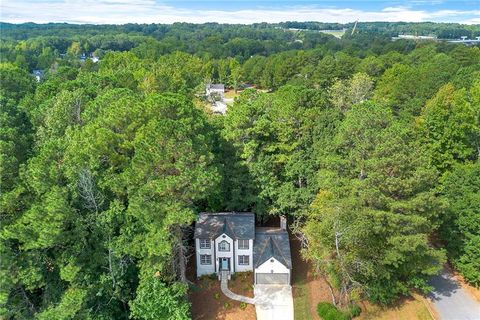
239 83 254 90
31 70 45 82
212 100 227 114
447 36 480 45
206 83 225 97
194 212 292 285
206 83 228 114
392 34 437 41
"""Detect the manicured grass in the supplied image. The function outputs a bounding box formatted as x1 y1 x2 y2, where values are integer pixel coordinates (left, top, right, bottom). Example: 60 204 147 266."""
293 284 311 320
290 236 322 320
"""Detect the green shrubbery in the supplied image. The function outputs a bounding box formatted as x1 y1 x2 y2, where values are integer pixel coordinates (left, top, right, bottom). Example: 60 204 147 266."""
317 302 362 320
348 304 362 318
317 302 350 320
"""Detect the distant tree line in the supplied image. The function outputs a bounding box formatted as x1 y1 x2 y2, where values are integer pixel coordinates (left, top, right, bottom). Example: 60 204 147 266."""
278 21 480 38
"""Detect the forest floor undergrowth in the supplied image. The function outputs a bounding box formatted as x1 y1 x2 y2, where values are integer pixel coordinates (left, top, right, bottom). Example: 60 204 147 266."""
290 235 434 320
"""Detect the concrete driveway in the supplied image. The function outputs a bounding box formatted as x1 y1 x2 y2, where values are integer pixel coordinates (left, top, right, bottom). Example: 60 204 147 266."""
428 270 480 320
254 285 294 320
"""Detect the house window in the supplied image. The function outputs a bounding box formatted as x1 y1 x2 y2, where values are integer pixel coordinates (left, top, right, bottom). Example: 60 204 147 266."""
238 255 250 265
200 255 211 265
238 239 249 250
218 240 230 252
199 239 211 249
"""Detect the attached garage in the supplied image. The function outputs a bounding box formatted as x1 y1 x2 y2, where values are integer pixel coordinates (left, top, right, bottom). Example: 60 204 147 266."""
256 273 289 285
253 229 292 285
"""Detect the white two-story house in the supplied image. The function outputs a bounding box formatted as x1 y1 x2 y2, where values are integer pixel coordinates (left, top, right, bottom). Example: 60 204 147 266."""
194 212 292 285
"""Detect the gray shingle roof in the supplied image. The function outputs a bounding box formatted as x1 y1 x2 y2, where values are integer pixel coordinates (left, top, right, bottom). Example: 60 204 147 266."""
208 84 225 90
253 228 292 269
194 212 255 240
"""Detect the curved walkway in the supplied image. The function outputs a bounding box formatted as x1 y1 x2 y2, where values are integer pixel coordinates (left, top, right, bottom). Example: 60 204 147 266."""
220 278 256 304
428 269 480 320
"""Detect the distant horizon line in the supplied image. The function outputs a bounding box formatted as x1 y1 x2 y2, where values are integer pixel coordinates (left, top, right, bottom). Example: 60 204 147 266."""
1 20 477 26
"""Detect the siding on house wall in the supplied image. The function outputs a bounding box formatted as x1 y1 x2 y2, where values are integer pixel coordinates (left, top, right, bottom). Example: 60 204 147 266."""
195 238 215 277
195 236 254 277
206 88 224 96
235 239 254 272
254 257 291 284
215 233 234 273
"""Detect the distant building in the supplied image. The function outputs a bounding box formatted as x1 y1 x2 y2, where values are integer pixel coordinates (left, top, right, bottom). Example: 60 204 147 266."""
392 34 437 41
392 34 480 46
31 70 45 82
212 100 227 114
447 36 480 46
239 83 254 90
206 83 227 114
206 83 225 97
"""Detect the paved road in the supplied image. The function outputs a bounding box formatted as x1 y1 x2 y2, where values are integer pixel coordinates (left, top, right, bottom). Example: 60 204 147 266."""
254 284 294 320
428 270 480 320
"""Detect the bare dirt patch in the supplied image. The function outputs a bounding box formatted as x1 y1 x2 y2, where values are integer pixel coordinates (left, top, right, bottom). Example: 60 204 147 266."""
189 270 256 320
224 89 240 99
358 295 433 320
290 236 331 320
289 233 434 320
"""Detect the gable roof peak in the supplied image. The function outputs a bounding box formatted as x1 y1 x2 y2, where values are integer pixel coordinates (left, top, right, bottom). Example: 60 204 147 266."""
253 230 292 269
194 212 254 240
221 217 235 238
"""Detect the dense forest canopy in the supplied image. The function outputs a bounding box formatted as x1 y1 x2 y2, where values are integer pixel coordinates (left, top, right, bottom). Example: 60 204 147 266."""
2 21 480 40
0 21 479 319
279 21 480 38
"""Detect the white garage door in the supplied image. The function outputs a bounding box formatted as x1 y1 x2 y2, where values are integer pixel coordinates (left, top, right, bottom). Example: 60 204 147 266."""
256 273 289 284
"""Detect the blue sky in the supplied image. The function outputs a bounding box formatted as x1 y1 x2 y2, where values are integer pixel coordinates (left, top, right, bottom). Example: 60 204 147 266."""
1 0 479 24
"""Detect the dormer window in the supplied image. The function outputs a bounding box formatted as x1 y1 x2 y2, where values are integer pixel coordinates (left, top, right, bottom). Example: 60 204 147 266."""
199 239 211 249
218 240 230 252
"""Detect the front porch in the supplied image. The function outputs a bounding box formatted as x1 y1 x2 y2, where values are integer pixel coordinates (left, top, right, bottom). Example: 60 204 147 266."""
217 257 232 280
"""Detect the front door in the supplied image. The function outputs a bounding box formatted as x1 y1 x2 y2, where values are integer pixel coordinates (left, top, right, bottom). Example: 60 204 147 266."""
220 258 230 271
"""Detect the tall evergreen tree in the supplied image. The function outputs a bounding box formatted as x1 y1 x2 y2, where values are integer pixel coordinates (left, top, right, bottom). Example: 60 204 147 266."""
303 102 445 304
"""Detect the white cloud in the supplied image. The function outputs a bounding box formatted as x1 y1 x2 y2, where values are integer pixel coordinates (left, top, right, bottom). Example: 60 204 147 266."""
408 0 445 5
0 0 478 24
463 17 480 24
